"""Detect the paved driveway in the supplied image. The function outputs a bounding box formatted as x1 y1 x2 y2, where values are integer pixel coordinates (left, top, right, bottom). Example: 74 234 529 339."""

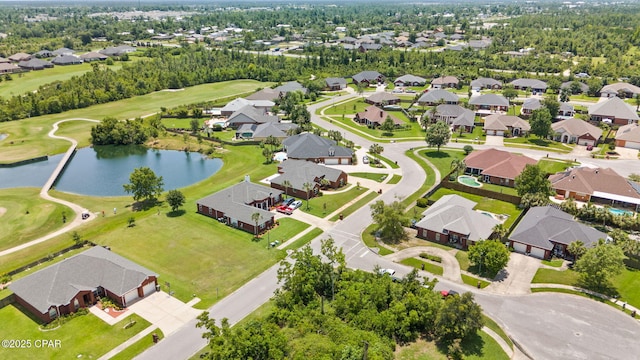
486 253 540 295
129 292 201 335
485 135 504 146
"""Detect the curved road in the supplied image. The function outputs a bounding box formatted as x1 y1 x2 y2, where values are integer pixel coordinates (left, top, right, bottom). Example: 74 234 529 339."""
136 94 640 360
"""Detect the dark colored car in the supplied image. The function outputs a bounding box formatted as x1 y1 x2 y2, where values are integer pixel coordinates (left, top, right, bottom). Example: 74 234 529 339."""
440 290 459 298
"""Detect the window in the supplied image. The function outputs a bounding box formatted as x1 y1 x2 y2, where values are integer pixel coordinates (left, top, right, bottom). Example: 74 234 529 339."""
49 307 58 319
74 298 80 311
435 233 440 241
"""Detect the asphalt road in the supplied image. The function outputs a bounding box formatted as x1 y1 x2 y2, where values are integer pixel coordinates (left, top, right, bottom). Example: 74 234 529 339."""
135 93 640 360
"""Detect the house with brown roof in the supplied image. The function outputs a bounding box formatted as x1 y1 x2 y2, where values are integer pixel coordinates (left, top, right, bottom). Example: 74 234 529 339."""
355 106 404 128
588 97 639 126
8 52 31 62
551 118 602 146
431 76 460 89
615 123 640 150
365 92 401 106
549 167 640 210
464 148 537 187
483 114 531 137
0 62 21 74
270 160 348 199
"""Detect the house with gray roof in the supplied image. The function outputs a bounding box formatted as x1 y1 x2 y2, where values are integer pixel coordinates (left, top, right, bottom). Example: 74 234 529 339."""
34 49 53 58
79 51 108 62
469 38 492 50
468 93 509 115
51 55 83 66
557 102 575 119
365 92 401 106
352 71 385 86
196 177 283 234
270 159 348 199
561 81 589 94
221 98 274 117
275 81 308 96
394 74 426 87
588 97 639 126
431 76 460 89
417 89 459 106
521 98 542 116
483 114 530 137
246 88 281 101
283 133 353 165
470 77 502 91
599 82 640 99
509 206 607 259
615 123 640 150
509 78 547 94
551 118 602 146
99 45 136 57
415 194 499 249
236 122 298 141
427 104 475 133
358 43 383 52
227 105 280 129
325 77 347 91
9 246 158 323
52 47 75 56
18 58 53 70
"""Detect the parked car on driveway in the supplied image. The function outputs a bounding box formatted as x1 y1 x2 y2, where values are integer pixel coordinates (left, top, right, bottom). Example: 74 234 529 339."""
363 156 369 164
289 200 303 209
276 205 293 215
282 198 295 207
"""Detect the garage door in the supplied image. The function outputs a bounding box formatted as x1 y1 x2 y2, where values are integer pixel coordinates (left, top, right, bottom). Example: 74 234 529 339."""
578 139 595 146
530 247 546 259
512 242 527 254
123 289 139 306
625 141 640 150
324 158 339 165
142 282 156 297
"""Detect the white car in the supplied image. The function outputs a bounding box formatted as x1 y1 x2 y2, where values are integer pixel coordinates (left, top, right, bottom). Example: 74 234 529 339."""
379 268 396 276
289 200 303 209
363 156 369 164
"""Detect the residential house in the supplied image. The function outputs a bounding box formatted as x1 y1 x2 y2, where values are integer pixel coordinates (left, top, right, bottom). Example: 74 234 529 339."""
99 45 136 57
352 71 385 86
325 77 347 91
246 88 281 101
483 114 531 137
0 57 10 63
236 122 298 141
417 89 459 106
275 81 309 96
599 82 640 99
52 47 75 56
427 104 475 133
34 49 53 58
8 52 31 62
551 118 602 146
549 167 640 210
51 55 83 65
509 79 547 94
468 94 509 115
561 81 589 95
0 63 21 74
588 97 639 125
283 133 353 165
358 43 383 52
220 98 274 117
615 123 640 149
508 206 606 259
468 38 492 50
196 178 283 234
470 77 502 91
9 246 158 323
355 106 404 128
18 58 53 70
394 74 427 87
415 194 499 249
464 148 537 187
431 76 460 89
521 98 542 116
557 103 575 120
270 159 348 199
227 105 280 129
365 92 401 106
79 51 108 62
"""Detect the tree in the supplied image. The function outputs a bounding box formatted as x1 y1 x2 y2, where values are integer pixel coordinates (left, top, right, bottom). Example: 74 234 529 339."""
468 239 510 276
251 212 262 238
369 143 384 155
529 108 553 138
425 120 451 152
515 164 553 197
609 228 640 256
520 192 551 208
166 189 185 212
502 86 518 114
282 180 292 198
370 200 410 243
263 135 281 152
450 158 466 178
262 147 273 164
567 240 587 260
380 116 395 134
190 118 200 134
574 240 625 293
303 182 313 209
542 96 560 120
463 144 473 155
492 224 509 242
123 167 164 203
434 292 484 344
546 77 562 93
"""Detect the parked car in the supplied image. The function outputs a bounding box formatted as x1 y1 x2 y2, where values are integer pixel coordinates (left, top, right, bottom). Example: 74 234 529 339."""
440 289 459 298
379 268 396 276
363 156 369 164
276 205 293 215
282 198 295 207
586 144 594 151
289 200 303 209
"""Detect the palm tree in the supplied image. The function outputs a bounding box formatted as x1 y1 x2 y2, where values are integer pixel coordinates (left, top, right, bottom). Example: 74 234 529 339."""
492 224 509 242
251 212 262 239
303 182 313 210
450 158 466 179
282 180 292 198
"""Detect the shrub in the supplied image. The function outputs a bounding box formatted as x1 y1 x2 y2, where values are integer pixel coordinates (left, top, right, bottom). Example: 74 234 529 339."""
463 145 474 155
416 198 429 207
419 253 442 263
608 143 616 151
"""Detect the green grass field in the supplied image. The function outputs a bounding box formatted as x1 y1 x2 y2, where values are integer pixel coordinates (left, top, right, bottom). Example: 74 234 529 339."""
267 218 310 242
0 188 72 252
110 329 165 360
299 186 370 218
283 228 324 251
482 314 513 349
400 257 444 276
0 79 271 163
349 172 388 182
328 191 379 221
462 274 490 288
537 158 576 175
395 331 509 360
387 174 402 184
362 223 394 256
419 149 466 177
0 305 150 360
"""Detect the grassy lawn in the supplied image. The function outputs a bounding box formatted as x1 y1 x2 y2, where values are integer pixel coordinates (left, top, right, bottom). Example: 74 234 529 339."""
328 114 424 141
462 274 490 289
400 148 437 209
0 79 270 163
110 329 165 360
537 158 576 175
283 228 324 251
474 181 519 196
395 331 509 360
400 257 444 276
541 259 565 267
482 314 512 349
456 251 471 271
368 152 401 169
349 172 388 182
451 126 486 143
0 188 73 252
420 149 466 176
428 188 522 228
299 186 369 218
531 268 579 286
388 174 402 184
503 137 573 153
328 191 378 221
0 305 150 360
266 218 309 243
362 223 394 256
321 98 371 115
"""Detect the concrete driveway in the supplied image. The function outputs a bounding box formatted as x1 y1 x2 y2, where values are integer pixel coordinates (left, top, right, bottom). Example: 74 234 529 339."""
129 292 201 335
486 253 540 295
484 135 504 146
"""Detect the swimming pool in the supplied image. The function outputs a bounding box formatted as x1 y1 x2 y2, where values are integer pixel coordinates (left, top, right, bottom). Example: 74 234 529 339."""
458 175 482 188
609 208 635 217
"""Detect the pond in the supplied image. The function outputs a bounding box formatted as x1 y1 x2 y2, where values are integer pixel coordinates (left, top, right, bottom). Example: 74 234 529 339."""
0 146 223 196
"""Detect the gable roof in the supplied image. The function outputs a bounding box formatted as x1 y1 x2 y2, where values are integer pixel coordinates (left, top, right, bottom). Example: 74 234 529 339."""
431 76 459 85
552 118 602 139
483 114 531 131
394 74 426 84
418 89 459 104
52 47 75 56
415 194 498 241
51 55 82 65
246 88 281 101
356 105 404 126
522 98 542 111
352 71 383 83
283 133 353 159
469 93 509 107
432 104 475 126
325 77 347 87
237 122 298 139
18 58 52 69
470 77 502 88
616 123 640 142
221 98 252 113
509 78 548 90
465 148 536 180
275 81 308 95
197 181 282 225
366 92 400 104
228 105 279 125
272 159 345 189
509 206 606 250
9 246 157 313
549 167 640 203
588 97 639 121
600 82 640 96
79 51 108 61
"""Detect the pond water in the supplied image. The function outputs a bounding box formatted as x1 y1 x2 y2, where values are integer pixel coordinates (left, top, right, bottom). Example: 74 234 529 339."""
0 145 223 196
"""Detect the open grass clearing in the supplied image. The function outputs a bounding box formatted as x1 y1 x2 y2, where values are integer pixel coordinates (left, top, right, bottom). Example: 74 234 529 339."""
0 305 150 360
283 228 324 251
419 149 465 177
0 188 72 252
0 79 271 163
462 273 490 288
349 172 388 182
399 148 438 209
387 174 402 184
299 185 369 218
267 218 309 243
328 114 425 140
394 331 509 360
110 329 165 360
472 181 519 196
481 314 513 349
368 152 401 169
328 191 378 221
541 258 565 267
400 257 444 276
537 158 577 175
456 251 471 271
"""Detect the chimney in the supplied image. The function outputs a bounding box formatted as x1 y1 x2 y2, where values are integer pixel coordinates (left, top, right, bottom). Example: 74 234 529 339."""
244 175 250 182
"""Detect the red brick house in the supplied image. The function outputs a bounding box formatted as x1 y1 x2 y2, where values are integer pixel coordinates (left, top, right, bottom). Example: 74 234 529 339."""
270 160 348 199
355 106 404 128
283 133 353 165
9 246 158 323
464 148 537 187
365 92 401 106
